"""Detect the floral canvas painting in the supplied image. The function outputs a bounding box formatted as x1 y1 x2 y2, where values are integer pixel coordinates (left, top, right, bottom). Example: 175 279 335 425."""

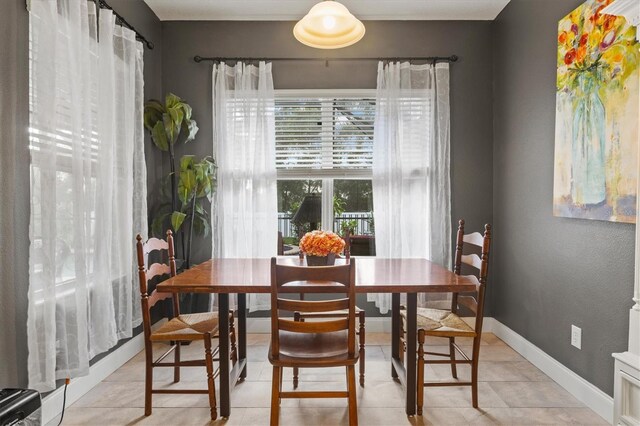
554 0 639 223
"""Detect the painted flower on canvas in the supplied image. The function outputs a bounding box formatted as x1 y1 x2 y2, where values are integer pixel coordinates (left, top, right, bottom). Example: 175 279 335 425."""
553 0 639 223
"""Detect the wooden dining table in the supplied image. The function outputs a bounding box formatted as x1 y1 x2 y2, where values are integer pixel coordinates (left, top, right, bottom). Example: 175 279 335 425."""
156 257 477 417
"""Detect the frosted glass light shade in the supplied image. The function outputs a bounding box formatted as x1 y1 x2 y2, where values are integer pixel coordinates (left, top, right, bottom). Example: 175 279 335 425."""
294 1 365 49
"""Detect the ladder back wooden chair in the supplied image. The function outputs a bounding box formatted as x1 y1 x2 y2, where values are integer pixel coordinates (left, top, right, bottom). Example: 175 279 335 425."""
135 230 237 421
292 231 366 387
405 220 491 414
269 257 359 426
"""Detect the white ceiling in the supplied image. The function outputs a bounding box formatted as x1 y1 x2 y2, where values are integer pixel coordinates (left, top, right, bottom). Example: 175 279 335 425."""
144 0 511 21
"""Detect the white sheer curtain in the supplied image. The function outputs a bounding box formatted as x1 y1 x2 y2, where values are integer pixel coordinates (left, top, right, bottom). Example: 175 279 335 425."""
28 0 147 391
370 61 451 314
212 62 278 312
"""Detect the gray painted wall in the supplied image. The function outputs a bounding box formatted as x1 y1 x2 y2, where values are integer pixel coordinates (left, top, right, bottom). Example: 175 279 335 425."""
161 20 495 275
0 0 30 389
492 0 635 395
0 0 163 389
5 0 629 400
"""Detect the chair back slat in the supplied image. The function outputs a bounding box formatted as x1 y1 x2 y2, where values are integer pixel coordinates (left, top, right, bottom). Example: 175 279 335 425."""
274 264 353 287
143 237 169 254
280 318 349 333
280 282 350 294
452 219 492 336
147 263 172 282
278 298 349 313
148 288 173 309
136 230 180 347
461 254 482 270
457 295 478 315
461 274 481 288
270 257 356 359
462 232 484 247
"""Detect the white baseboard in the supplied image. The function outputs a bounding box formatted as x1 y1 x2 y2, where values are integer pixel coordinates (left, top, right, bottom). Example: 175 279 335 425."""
488 318 613 424
42 333 144 425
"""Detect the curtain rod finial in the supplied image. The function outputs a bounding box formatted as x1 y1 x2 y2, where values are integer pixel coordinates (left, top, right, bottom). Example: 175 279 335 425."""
450 55 459 62
194 55 203 63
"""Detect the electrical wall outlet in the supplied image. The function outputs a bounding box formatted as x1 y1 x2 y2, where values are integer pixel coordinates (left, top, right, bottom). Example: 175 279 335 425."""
571 325 582 349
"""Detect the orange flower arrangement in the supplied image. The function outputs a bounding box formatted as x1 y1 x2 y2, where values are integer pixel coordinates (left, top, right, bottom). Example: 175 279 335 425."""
299 230 345 257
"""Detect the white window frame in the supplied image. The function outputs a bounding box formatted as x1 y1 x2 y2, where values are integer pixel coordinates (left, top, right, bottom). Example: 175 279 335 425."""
275 89 375 229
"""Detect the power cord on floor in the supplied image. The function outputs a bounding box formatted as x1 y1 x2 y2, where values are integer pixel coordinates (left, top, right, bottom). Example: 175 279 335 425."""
57 378 70 426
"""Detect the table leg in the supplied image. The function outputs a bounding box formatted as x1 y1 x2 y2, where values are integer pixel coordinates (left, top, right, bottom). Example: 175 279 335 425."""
391 293 400 378
218 294 230 417
238 293 247 380
405 293 417 416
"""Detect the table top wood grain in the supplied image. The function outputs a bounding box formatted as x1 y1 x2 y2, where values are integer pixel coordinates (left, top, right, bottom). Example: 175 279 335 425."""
156 257 478 294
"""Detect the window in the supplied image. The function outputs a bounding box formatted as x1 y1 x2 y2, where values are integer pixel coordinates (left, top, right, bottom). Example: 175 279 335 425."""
28 17 101 301
275 90 375 245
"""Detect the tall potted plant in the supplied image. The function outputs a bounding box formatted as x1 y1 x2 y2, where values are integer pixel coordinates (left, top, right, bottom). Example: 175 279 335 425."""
144 93 215 268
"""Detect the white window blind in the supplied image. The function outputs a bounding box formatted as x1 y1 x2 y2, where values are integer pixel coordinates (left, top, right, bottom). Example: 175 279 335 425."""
275 93 375 178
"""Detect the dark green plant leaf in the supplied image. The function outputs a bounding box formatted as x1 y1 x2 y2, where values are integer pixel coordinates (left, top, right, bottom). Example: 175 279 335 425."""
144 93 217 258
151 212 171 237
145 99 165 110
180 155 195 171
151 121 169 151
163 113 178 145
194 162 204 181
146 94 198 151
197 176 211 199
194 202 206 215
178 169 197 205
155 202 173 215
192 211 211 237
171 211 187 232
144 100 165 131
165 93 182 109
167 104 184 130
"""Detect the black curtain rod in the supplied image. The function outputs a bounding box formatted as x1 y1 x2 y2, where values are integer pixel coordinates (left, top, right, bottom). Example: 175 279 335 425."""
96 0 154 49
194 55 458 64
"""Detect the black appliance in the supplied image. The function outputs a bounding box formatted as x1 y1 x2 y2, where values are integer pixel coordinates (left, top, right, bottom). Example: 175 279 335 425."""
0 389 41 426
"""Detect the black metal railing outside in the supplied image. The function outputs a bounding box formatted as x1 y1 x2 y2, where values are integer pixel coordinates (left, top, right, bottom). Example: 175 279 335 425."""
278 212 373 239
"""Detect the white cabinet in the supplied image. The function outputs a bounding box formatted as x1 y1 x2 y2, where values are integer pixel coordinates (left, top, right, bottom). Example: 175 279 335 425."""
613 352 640 426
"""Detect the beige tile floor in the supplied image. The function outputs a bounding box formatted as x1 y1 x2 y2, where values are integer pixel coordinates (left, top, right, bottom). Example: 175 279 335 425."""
59 333 607 425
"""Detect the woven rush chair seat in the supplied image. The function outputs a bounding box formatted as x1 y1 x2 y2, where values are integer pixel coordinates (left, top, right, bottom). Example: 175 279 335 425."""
400 307 475 337
151 312 232 341
408 220 492 415
135 231 237 421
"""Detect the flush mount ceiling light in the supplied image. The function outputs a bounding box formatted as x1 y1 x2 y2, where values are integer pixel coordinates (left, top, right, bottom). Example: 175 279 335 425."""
293 0 365 49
